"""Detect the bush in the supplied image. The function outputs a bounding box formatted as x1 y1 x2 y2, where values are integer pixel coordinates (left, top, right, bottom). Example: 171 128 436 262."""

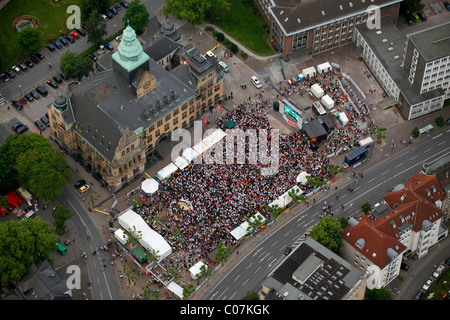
216 32 225 42
241 51 248 60
230 43 238 53
435 115 445 127
411 126 420 138
223 38 231 47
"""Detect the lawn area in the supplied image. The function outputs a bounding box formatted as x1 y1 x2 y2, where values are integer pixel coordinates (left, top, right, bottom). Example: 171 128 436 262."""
0 0 83 71
209 0 274 56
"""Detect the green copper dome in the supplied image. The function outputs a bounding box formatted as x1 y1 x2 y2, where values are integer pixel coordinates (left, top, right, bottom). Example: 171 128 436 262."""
112 25 149 73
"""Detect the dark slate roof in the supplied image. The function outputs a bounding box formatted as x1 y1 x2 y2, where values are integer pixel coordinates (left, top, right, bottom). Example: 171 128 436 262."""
303 119 328 140
144 36 182 62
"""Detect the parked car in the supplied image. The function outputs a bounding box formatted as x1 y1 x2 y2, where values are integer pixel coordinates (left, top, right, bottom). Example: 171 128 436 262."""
115 36 122 43
30 90 40 100
104 10 113 19
24 93 33 102
35 52 44 60
12 122 24 131
40 116 50 127
47 43 56 51
250 76 262 88
18 62 28 71
400 263 409 271
65 34 75 43
12 100 23 110
47 79 58 88
30 55 40 64
101 13 108 21
53 75 63 84
412 13 420 21
104 43 114 51
219 61 230 72
120 0 128 8
53 41 62 49
422 278 433 291
74 179 86 188
19 98 27 105
24 59 34 68
88 53 98 62
445 257 450 266
406 17 413 26
79 184 90 193
70 31 80 39
6 69 15 78
432 264 445 278
417 12 427 21
75 28 86 37
34 120 46 131
16 125 28 134
59 37 68 46
59 71 69 80
284 246 292 256
1 73 8 82
12 65 21 74
36 85 48 96
412 290 423 300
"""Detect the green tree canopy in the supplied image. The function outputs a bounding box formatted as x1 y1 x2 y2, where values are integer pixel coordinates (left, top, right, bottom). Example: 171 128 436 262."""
0 217 59 286
435 115 445 127
367 288 392 300
16 27 41 55
361 201 372 214
52 204 74 234
309 215 344 254
81 0 109 22
85 10 107 48
61 51 93 81
122 0 150 35
162 0 230 26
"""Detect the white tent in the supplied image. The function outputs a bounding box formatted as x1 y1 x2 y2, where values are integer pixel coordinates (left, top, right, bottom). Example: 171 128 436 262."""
192 140 209 155
339 112 349 125
202 134 220 148
230 225 248 241
296 172 311 185
173 156 189 170
302 66 316 78
189 261 207 280
321 94 334 110
118 210 172 263
211 128 227 141
141 178 159 194
317 62 332 74
156 163 178 180
182 147 200 162
359 137 374 147
114 229 129 245
268 198 286 209
311 83 324 98
166 281 184 299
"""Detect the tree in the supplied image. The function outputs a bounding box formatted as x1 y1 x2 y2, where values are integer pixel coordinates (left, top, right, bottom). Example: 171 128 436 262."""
162 0 230 26
361 201 372 215
60 50 80 78
241 291 259 300
16 27 41 55
89 189 100 209
122 0 150 35
309 215 343 254
263 203 282 219
402 0 424 14
411 126 420 138
52 204 74 234
0 217 59 286
367 288 392 300
435 115 445 127
81 0 109 22
373 126 387 143
288 188 306 206
73 57 94 81
85 10 107 48
214 241 232 264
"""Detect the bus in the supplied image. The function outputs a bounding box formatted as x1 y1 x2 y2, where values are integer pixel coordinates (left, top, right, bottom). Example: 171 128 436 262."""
56 242 67 255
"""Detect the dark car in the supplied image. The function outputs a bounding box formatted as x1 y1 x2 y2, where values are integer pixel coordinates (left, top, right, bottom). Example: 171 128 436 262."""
6 69 15 78
104 43 114 51
120 0 128 8
36 85 48 96
35 52 44 60
18 62 28 71
12 122 24 131
53 75 62 84
1 73 8 82
24 59 34 68
406 17 413 26
59 37 68 46
114 3 122 11
284 246 292 256
413 290 423 300
30 55 39 64
65 34 75 43
47 79 58 88
75 28 86 37
53 41 62 49
16 125 28 134
88 53 98 62
24 93 33 102
47 43 56 51
445 257 450 266
59 71 69 80
417 12 427 21
104 10 113 19
74 179 86 188
12 100 23 110
109 6 118 15
34 120 46 131
400 263 409 271
40 116 50 127
30 90 40 100
444 1 450 11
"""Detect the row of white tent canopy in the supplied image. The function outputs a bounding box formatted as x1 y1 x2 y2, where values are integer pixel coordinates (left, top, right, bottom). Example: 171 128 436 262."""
156 128 227 180
117 209 172 263
302 62 332 78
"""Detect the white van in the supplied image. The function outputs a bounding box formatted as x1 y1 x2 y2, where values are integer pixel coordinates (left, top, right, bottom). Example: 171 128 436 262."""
24 210 36 219
250 76 262 88
205 51 216 59
218 61 230 72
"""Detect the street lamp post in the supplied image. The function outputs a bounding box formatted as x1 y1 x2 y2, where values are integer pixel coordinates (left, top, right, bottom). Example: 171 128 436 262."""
18 84 22 98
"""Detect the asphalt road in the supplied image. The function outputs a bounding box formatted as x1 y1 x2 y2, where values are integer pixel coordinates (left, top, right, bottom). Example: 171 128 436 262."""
202 129 450 300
